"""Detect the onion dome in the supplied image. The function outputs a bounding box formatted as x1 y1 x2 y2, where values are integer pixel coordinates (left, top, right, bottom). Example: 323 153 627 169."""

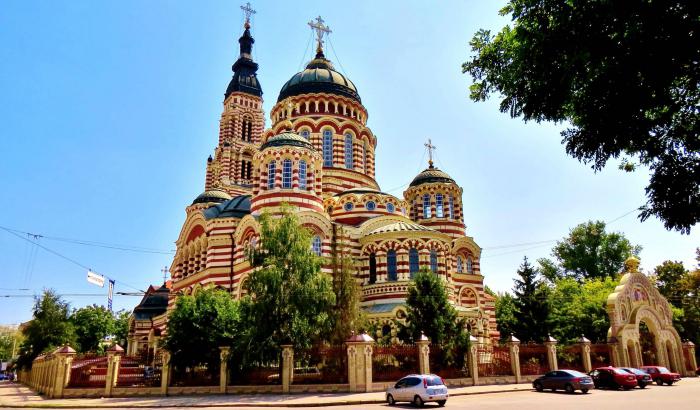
261 131 315 151
225 21 262 99
277 49 360 103
192 189 232 205
203 195 251 219
409 163 456 187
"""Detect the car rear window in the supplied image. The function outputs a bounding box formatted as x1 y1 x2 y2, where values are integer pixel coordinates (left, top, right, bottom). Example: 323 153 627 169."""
658 367 670 374
563 370 587 377
425 376 443 386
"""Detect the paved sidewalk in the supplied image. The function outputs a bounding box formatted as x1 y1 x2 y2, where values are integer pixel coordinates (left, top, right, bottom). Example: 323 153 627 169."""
0 381 533 408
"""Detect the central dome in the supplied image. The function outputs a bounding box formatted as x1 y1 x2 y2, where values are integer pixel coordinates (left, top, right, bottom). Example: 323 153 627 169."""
277 51 360 103
409 165 456 187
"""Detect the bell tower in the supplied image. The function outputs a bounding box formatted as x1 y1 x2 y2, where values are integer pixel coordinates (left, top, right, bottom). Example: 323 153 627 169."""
205 3 265 196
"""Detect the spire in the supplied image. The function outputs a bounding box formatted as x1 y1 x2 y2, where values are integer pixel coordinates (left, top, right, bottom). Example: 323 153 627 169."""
225 3 262 99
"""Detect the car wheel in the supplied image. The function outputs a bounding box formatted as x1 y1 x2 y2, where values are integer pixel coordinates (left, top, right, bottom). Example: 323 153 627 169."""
623 386 631 391
639 383 646 389
582 389 589 394
534 382 544 392
656 378 664 386
437 400 447 407
386 394 395 406
565 384 575 394
666 381 674 386
413 395 424 407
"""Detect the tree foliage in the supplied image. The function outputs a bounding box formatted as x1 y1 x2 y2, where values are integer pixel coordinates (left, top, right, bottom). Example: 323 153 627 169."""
538 221 641 282
111 310 131 348
512 257 550 342
0 326 23 362
17 290 76 369
163 288 240 371
70 304 115 354
328 228 364 345
241 207 335 364
494 292 517 343
463 0 700 233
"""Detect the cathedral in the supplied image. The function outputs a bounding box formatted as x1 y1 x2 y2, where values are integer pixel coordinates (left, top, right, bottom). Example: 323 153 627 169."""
127 11 498 354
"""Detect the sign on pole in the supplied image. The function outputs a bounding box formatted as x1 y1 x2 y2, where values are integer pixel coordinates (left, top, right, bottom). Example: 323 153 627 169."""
87 270 105 287
108 280 115 311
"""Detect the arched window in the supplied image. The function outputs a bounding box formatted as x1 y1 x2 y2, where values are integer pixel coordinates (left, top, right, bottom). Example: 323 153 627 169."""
387 250 397 281
323 130 333 167
430 250 438 274
423 194 432 219
448 195 455 219
409 248 419 278
312 235 322 256
300 130 310 140
282 159 292 188
382 324 392 337
457 256 463 273
365 201 376 211
363 143 368 173
242 118 252 142
436 194 444 218
344 133 353 169
298 160 307 189
267 161 276 189
467 257 473 274
369 253 377 284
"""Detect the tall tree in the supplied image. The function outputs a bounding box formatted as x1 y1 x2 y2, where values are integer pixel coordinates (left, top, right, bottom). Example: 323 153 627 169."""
512 257 550 342
241 207 335 364
70 304 114 353
0 326 22 362
653 260 688 308
111 310 131 348
328 228 363 345
163 288 240 372
494 292 517 343
17 290 75 369
538 221 641 281
463 0 700 233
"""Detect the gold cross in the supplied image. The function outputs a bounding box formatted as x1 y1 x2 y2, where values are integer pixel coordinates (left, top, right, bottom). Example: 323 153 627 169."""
425 139 436 166
308 16 332 52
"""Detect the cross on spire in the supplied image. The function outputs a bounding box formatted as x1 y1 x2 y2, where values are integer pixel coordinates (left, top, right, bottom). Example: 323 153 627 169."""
425 139 436 167
241 2 256 27
161 266 169 283
308 16 332 53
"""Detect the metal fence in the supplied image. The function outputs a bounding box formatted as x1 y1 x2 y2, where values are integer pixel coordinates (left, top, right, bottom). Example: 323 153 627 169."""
559 345 585 372
518 344 548 376
67 354 107 388
372 344 419 382
429 344 469 379
294 345 347 384
231 362 280 385
477 345 511 377
116 354 162 387
170 364 219 386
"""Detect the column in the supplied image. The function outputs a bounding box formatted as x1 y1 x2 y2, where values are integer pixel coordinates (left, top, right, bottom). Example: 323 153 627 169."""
507 335 521 384
219 346 231 394
281 345 293 393
578 335 592 373
416 333 430 375
53 347 76 399
105 344 123 398
346 333 374 392
682 341 697 377
468 336 479 386
160 350 171 396
609 337 622 367
376 251 387 283
544 335 558 371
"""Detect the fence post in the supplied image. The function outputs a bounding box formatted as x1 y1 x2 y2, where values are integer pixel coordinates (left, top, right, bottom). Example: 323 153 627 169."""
219 346 230 394
346 332 374 392
507 335 521 384
160 350 171 396
416 332 430 375
544 335 558 371
607 337 622 367
682 341 697 377
577 335 592 373
53 346 76 398
105 344 123 398
281 345 293 393
468 335 479 386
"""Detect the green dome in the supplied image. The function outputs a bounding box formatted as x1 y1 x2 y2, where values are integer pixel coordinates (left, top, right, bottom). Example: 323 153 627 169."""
261 131 315 151
277 51 360 103
409 165 456 187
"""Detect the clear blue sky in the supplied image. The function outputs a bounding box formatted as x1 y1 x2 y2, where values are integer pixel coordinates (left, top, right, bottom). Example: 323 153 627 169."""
1 0 698 325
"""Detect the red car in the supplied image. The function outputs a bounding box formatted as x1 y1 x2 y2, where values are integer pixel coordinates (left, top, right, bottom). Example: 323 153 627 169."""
640 366 681 385
589 367 638 390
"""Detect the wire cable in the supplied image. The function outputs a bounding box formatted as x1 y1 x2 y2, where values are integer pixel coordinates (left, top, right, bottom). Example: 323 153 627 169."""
298 29 313 71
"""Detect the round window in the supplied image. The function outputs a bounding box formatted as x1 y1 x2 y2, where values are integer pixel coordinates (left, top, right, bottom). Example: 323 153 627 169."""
344 202 354 211
365 201 376 211
386 203 395 213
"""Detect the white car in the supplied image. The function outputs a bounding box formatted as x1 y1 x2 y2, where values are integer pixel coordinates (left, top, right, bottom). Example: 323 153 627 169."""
386 374 448 407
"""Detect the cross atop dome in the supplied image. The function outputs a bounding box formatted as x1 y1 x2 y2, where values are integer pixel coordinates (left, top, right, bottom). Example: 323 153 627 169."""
425 139 436 168
241 2 256 28
308 16 332 53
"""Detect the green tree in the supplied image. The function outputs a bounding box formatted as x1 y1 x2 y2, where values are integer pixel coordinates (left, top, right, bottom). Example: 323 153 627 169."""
328 230 364 345
494 292 517 343
70 304 114 353
538 221 641 281
653 260 688 308
463 1 700 233
512 257 550 342
111 310 131 348
241 207 335 364
17 290 75 369
0 326 22 362
163 288 240 371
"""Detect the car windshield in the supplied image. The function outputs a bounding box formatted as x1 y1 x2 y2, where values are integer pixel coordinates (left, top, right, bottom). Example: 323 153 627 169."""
622 368 644 375
657 367 670 374
425 375 443 386
613 368 630 375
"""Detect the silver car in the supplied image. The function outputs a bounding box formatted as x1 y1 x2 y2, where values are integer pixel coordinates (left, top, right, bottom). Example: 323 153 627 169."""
386 374 448 407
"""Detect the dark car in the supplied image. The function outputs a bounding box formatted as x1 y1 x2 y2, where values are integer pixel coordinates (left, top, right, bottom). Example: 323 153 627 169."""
533 369 594 394
620 367 652 388
589 367 638 390
640 366 681 385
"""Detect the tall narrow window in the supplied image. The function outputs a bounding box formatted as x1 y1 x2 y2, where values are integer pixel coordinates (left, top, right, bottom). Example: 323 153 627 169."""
344 133 353 169
423 194 432 219
242 118 252 142
409 248 419 278
267 161 276 189
323 130 333 166
430 250 438 274
246 120 252 142
467 257 473 274
387 250 397 281
436 194 444 218
312 235 322 256
363 143 368 173
457 256 463 273
369 253 377 284
448 195 455 219
246 161 252 181
282 159 292 188
299 160 307 189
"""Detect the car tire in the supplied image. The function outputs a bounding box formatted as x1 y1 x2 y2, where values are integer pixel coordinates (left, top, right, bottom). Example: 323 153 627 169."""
437 400 447 407
534 382 544 392
582 389 589 394
639 383 646 389
623 386 631 391
565 384 575 394
387 394 395 406
656 378 664 386
413 395 424 407
666 381 674 386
